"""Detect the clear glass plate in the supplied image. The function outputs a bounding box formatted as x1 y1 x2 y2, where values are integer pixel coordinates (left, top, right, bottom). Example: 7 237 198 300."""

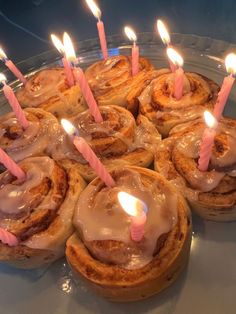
0 33 235 314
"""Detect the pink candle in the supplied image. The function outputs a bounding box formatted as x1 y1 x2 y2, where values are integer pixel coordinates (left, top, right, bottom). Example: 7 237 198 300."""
214 53 236 120
5 59 26 85
73 136 114 187
74 67 103 123
167 48 184 100
0 147 25 180
97 20 108 60
124 26 139 76
174 67 184 100
118 191 147 242
85 0 108 60
132 43 139 76
0 228 18 246
62 57 74 87
130 210 147 242
61 119 114 187
198 111 218 172
0 75 29 129
214 75 235 120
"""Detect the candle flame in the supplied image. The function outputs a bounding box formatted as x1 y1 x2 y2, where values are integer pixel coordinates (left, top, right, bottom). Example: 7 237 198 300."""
85 0 101 20
0 47 7 60
51 34 65 54
225 53 236 75
0 73 7 83
117 191 147 217
124 26 137 42
63 32 77 63
61 119 76 135
204 111 218 129
157 19 170 45
167 47 184 67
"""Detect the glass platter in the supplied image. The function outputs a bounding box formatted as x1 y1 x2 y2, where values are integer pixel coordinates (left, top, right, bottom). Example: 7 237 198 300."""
0 33 236 314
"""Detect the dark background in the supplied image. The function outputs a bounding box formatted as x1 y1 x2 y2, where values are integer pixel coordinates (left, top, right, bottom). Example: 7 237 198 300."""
0 0 236 62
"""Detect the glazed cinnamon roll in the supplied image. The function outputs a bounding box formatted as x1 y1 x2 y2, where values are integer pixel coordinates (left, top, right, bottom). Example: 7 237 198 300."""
154 117 236 221
52 105 160 181
0 108 60 164
0 156 86 268
16 68 87 119
139 70 219 137
66 166 192 301
85 55 153 113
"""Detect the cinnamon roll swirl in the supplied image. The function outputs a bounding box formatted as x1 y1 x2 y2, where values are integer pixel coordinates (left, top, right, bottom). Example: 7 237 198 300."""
154 117 236 221
52 105 160 181
0 108 60 164
0 156 86 268
16 68 87 119
66 166 192 301
85 55 153 113
139 70 219 137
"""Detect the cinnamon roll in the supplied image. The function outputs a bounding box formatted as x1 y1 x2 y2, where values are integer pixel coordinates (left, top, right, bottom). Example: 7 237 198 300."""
0 156 86 268
85 55 153 113
154 117 236 221
52 105 160 181
66 166 192 301
0 108 60 164
139 70 219 137
16 68 87 119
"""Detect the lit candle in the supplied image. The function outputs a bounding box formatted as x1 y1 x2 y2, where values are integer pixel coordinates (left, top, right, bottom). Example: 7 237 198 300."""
0 147 25 180
167 47 184 100
61 119 115 187
157 19 176 72
0 228 18 246
51 34 74 87
198 111 218 172
85 0 108 60
0 73 29 129
213 53 236 120
124 26 139 76
63 32 103 123
118 191 147 242
0 47 26 84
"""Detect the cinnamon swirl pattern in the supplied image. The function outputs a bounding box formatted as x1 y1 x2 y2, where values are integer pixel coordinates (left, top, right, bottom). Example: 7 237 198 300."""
66 166 192 301
16 68 87 119
52 105 161 181
0 156 86 268
139 70 219 137
154 117 236 221
85 55 153 113
0 108 60 164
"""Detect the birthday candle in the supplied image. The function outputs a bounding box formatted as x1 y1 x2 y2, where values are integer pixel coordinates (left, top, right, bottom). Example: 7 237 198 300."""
0 73 29 129
0 47 26 84
51 34 74 87
85 0 108 59
167 47 184 100
213 53 236 120
124 26 139 76
61 119 115 187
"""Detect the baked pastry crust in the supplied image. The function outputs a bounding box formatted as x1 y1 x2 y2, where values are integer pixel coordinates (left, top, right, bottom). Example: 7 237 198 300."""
66 166 192 301
0 108 60 164
52 105 160 181
154 117 236 221
85 55 154 114
16 68 87 119
139 70 219 137
0 156 86 268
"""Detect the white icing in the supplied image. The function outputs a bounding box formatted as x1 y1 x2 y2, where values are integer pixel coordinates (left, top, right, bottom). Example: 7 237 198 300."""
74 169 177 269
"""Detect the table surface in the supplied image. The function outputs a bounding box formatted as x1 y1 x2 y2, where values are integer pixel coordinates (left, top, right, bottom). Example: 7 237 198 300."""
1 0 236 63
